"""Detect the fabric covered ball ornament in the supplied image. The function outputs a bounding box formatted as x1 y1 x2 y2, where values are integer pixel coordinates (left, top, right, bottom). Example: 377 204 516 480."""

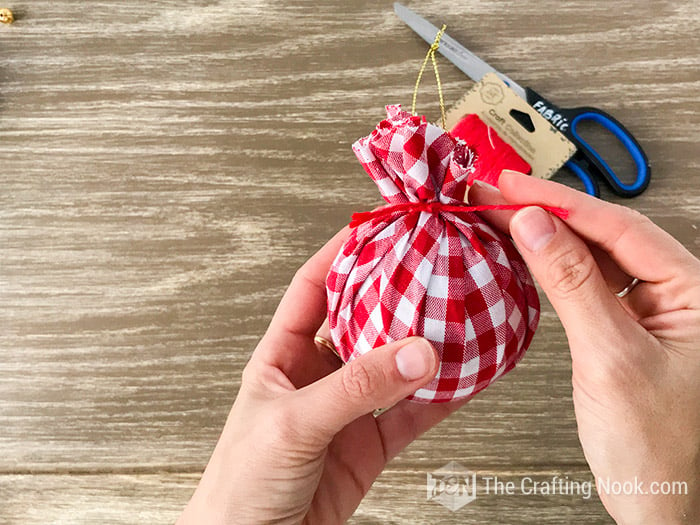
326 104 543 403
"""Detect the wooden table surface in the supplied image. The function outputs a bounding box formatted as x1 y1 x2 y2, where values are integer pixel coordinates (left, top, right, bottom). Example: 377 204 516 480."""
1 1 698 523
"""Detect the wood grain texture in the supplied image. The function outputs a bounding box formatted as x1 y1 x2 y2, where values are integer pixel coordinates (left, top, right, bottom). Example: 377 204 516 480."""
0 0 697 523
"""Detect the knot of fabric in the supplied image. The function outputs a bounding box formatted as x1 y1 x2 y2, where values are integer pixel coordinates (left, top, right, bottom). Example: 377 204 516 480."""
352 105 477 206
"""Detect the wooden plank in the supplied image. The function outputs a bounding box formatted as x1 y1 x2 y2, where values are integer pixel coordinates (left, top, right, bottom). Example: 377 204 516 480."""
353 466 613 525
0 469 613 525
0 474 198 525
0 313 585 471
0 0 697 523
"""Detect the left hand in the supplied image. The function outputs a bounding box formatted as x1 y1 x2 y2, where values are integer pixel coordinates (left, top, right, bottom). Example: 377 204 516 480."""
177 228 467 525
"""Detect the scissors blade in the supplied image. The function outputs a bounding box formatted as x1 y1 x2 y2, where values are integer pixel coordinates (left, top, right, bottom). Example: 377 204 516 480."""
393 3 526 100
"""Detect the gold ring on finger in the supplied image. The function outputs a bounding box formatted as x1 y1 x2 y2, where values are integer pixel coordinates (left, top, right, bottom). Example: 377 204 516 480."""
314 335 342 361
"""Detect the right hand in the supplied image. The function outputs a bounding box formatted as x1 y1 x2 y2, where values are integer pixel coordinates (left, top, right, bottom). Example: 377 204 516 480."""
471 170 700 524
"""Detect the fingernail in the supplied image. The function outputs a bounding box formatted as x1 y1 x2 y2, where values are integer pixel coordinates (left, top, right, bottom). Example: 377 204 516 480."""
395 338 434 381
472 179 498 192
500 169 526 178
511 206 556 252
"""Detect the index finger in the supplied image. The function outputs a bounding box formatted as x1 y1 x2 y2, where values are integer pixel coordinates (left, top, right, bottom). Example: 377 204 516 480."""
497 170 698 283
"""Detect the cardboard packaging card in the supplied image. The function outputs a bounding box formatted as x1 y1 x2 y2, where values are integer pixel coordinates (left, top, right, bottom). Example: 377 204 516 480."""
445 73 576 181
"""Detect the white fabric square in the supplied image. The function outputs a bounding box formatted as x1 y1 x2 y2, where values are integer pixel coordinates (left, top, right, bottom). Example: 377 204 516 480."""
423 317 446 342
488 299 507 327
469 258 492 288
460 355 481 378
426 274 449 299
394 295 416 328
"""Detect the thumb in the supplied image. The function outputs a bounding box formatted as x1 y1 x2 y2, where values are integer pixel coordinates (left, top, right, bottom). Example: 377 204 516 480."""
295 337 438 441
509 206 628 344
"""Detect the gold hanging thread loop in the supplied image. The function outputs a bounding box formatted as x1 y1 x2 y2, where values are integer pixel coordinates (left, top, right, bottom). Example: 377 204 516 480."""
411 24 447 129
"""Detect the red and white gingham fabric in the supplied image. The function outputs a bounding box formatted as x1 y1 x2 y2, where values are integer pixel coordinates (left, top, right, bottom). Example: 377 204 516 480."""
326 105 540 403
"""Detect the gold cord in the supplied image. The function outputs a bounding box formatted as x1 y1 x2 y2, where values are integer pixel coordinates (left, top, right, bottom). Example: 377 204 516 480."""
411 24 447 129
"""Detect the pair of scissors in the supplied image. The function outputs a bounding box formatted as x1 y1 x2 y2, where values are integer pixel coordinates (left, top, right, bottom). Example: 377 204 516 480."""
394 3 651 198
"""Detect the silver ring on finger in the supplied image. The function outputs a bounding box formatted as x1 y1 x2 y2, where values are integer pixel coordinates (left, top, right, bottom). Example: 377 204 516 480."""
616 277 640 298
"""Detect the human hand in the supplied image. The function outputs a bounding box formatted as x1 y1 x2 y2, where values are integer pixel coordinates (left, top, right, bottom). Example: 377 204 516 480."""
470 171 700 524
177 228 467 525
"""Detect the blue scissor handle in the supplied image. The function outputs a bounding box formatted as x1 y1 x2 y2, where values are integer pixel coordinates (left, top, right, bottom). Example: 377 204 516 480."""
564 107 651 198
564 158 600 197
524 88 651 198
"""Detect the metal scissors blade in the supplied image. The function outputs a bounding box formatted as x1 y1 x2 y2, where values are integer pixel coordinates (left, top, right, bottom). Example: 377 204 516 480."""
394 3 651 199
393 3 526 100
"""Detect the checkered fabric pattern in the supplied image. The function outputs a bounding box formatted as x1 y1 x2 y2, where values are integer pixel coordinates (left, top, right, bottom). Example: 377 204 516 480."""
326 105 540 403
